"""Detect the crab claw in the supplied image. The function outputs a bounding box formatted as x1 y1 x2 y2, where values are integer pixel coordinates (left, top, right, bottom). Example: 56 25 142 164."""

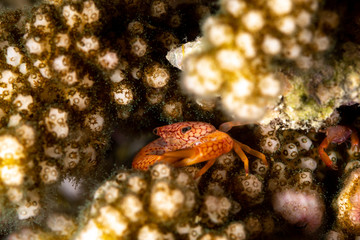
318 137 338 170
351 130 360 152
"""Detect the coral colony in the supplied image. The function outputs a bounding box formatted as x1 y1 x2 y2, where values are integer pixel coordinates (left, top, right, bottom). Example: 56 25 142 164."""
1 0 360 239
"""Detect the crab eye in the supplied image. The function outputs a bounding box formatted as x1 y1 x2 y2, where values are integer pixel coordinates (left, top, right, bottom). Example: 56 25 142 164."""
153 128 158 135
181 126 191 134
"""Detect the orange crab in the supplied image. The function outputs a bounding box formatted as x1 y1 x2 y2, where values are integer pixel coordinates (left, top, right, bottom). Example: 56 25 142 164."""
318 125 359 170
132 121 267 178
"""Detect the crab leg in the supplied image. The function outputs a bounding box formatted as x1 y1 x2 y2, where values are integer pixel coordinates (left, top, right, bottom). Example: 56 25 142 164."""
161 150 217 178
160 150 218 178
195 158 217 178
233 141 250 175
234 140 267 166
218 121 255 132
132 154 164 170
351 129 360 151
132 138 168 170
160 138 226 167
159 148 201 166
318 137 338 170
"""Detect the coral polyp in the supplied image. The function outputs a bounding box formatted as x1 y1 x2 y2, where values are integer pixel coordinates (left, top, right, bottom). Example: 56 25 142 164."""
180 0 335 122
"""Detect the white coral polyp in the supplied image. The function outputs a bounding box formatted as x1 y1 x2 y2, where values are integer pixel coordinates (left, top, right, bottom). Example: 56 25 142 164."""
53 55 70 72
19 63 28 75
151 164 171 180
76 220 103 240
222 0 246 17
110 69 126 83
28 72 43 88
6 46 22 67
85 112 104 132
77 36 99 54
313 34 330 51
8 114 22 127
97 206 128 236
113 84 133 105
63 144 80 169
81 74 94 87
46 213 75 235
195 57 221 89
183 75 212 96
262 35 281 55
131 38 147 57
298 157 317 171
0 70 17 101
298 29 313 44
163 101 182 118
259 74 281 97
83 145 97 167
17 191 41 220
145 64 170 88
283 42 301 59
7 187 23 203
25 38 44 55
98 51 118 69
55 33 71 49
0 135 24 162
296 10 311 28
295 171 313 186
62 71 78 85
63 5 80 28
207 22 234 47
150 181 184 220
151 0 167 18
33 14 51 30
120 195 143 222
232 76 254 97
138 225 163 240
7 228 40 240
34 60 51 79
68 91 89 111
242 11 264 32
40 161 59 184
16 124 35 148
260 136 280 154
204 195 231 224
277 16 296 35
45 108 69 138
235 32 256 58
13 94 33 113
216 49 244 70
223 95 265 121
1 165 24 186
268 0 292 15
82 1 99 24
44 144 63 159
226 222 246 240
